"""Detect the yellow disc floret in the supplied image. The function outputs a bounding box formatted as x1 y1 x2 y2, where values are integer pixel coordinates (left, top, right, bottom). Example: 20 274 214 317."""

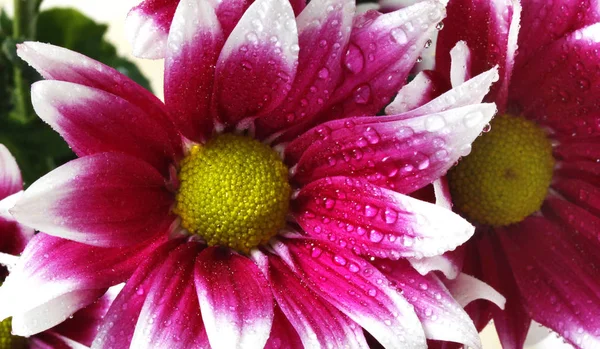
174 134 291 253
448 114 555 226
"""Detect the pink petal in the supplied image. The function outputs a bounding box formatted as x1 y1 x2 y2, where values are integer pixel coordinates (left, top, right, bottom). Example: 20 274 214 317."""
125 0 179 59
11 153 174 247
552 177 600 219
0 144 22 200
517 0 600 69
265 253 368 348
542 195 600 249
511 24 600 138
288 101 496 193
129 243 209 348
498 217 600 348
276 237 427 348
31 81 178 174
214 0 255 37
448 40 472 87
254 0 356 138
195 247 273 349
408 247 465 280
164 0 224 142
385 70 450 115
16 42 181 152
0 192 34 257
293 177 474 259
213 0 298 127
264 305 303 349
436 0 520 110
376 259 481 349
0 233 166 335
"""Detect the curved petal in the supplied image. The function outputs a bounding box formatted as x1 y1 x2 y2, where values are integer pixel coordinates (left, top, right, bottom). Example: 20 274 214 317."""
0 192 34 257
0 233 166 335
543 194 600 246
435 0 520 110
164 0 224 142
443 273 506 311
11 153 174 247
263 253 367 348
255 0 356 138
408 247 465 280
31 81 178 174
376 259 481 349
275 237 427 349
125 0 179 59
129 243 209 348
264 305 303 349
293 177 474 259
385 70 450 115
498 217 600 349
16 42 181 154
213 0 298 127
92 239 189 348
195 247 273 349
0 144 22 200
289 102 496 193
511 23 600 138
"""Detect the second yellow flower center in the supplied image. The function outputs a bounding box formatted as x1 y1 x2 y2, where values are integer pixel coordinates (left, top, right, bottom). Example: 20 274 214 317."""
174 134 290 253
448 114 555 226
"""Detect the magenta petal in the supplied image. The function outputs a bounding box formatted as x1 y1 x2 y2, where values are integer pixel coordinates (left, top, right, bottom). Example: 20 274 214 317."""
294 177 474 259
195 247 273 349
408 246 465 280
542 196 600 248
511 24 600 137
376 259 481 349
0 233 166 335
552 177 600 218
31 81 178 174
164 0 224 142
498 217 600 348
92 239 189 348
125 0 179 59
277 237 427 348
11 153 174 247
255 0 355 137
265 253 368 348
385 70 450 115
264 305 303 349
0 192 34 257
213 0 298 127
436 0 520 110
0 144 22 200
129 243 209 348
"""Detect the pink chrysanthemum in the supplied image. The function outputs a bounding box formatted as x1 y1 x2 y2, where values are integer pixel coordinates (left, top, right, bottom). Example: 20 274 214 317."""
0 145 114 348
1 0 500 347
397 0 600 348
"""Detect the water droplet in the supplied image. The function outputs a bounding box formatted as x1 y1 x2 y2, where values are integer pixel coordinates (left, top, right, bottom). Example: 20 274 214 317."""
318 67 330 79
311 247 323 257
364 205 379 217
436 22 444 30
245 32 258 43
425 114 446 131
391 28 408 44
240 60 253 71
353 84 372 104
384 208 398 224
424 39 432 48
363 126 380 144
333 255 347 266
369 229 384 243
368 289 378 297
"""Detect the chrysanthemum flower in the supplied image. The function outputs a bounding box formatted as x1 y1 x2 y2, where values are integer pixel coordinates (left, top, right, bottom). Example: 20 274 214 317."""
0 145 115 348
1 0 499 347
405 0 600 347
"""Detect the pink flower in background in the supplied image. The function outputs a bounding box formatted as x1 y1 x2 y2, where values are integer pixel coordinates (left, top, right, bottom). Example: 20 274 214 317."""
1 0 500 347
0 145 115 348
390 0 600 348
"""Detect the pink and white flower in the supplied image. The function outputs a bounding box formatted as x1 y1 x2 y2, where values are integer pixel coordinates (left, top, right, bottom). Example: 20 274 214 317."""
2 0 499 347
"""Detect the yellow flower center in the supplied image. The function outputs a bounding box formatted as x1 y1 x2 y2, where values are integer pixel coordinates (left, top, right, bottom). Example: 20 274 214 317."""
174 134 291 253
448 114 555 226
0 317 26 349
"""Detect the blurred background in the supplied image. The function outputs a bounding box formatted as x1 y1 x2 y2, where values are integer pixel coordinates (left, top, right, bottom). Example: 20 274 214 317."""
0 0 575 348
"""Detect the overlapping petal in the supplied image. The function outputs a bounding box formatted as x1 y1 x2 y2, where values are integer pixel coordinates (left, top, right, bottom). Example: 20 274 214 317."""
126 0 179 59
11 153 174 247
264 305 303 349
0 192 34 258
0 144 22 200
195 247 273 349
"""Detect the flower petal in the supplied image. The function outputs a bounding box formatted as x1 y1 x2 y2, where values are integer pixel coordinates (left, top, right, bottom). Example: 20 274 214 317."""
436 0 520 110
498 217 600 348
264 305 303 349
511 23 600 138
275 237 427 349
265 253 368 348
385 70 450 115
254 0 356 137
31 81 178 174
213 0 298 127
443 273 505 311
543 193 600 246
0 233 166 335
125 0 179 59
376 259 481 349
289 102 496 193
195 247 273 349
448 40 472 87
0 192 34 257
11 153 174 247
0 144 22 200
293 177 474 259
408 247 465 280
164 0 224 142
17 42 181 153
129 243 209 348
